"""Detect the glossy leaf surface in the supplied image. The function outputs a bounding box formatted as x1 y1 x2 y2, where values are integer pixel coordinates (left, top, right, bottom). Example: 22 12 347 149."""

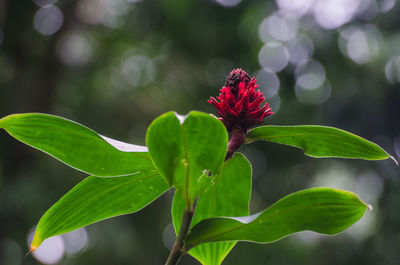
172 153 252 265
146 111 228 205
247 125 395 162
31 171 169 251
186 188 368 248
0 113 154 176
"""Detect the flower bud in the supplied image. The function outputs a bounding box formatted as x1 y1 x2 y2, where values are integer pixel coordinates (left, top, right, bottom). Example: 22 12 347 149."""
208 68 273 133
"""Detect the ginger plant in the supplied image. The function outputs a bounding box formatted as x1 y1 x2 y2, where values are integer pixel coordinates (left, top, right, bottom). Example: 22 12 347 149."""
0 69 396 265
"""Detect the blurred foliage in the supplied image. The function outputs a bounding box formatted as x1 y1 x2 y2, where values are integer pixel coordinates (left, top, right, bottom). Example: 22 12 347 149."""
0 0 399 264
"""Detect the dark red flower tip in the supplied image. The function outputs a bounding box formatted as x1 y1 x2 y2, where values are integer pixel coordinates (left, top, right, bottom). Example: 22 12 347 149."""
208 68 273 132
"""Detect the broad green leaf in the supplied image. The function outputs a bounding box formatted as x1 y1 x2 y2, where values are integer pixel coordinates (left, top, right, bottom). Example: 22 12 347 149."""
146 111 228 205
172 153 252 265
30 171 169 251
247 125 396 163
185 188 369 249
0 113 155 177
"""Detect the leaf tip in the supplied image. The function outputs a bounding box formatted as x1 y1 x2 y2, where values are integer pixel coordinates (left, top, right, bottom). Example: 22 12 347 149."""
367 204 373 212
25 245 37 256
390 156 399 166
0 114 16 129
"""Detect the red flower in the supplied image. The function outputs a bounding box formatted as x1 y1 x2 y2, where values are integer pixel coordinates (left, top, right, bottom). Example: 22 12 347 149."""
208 68 273 132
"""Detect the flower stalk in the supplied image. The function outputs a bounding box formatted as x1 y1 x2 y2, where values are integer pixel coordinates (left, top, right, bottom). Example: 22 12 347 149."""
225 126 246 160
164 203 195 265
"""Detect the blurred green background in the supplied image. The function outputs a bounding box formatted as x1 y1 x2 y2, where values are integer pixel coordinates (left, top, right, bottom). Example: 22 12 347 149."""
0 0 399 264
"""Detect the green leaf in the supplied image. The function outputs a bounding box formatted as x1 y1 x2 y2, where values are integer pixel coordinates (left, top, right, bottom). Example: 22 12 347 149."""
0 113 155 177
146 111 228 205
247 125 396 163
186 188 369 249
30 171 169 251
172 153 252 265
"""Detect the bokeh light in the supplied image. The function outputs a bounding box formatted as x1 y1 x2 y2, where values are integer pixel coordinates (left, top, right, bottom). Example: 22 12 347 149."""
276 0 388 31
258 17 274 43
287 34 314 66
255 69 280 98
311 162 356 192
297 73 324 90
292 231 323 247
32 0 58 7
385 56 400 84
215 0 241 8
267 94 281 113
339 24 382 64
76 0 135 28
162 223 175 251
122 54 151 88
295 60 326 80
104 0 132 17
295 78 331 105
33 6 64 36
75 0 106 24
379 0 396 12
294 59 330 104
258 42 289 72
63 228 89 256
266 12 298 42
314 0 361 29
56 31 93 66
356 0 379 21
355 170 383 203
27 229 65 264
275 0 312 18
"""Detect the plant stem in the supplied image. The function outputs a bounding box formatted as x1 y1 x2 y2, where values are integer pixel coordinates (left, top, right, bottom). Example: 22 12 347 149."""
165 206 195 265
165 125 246 264
225 126 246 160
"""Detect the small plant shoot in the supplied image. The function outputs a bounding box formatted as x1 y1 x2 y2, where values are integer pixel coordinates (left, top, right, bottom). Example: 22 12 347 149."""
0 69 396 265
